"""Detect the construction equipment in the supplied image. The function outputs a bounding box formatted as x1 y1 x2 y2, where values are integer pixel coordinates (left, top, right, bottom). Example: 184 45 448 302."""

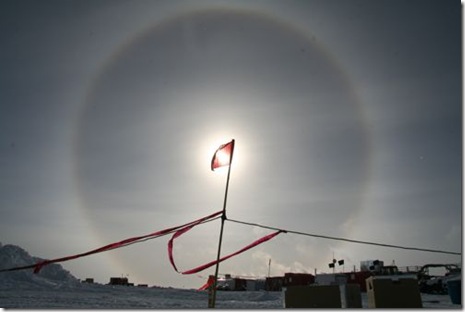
417 264 461 294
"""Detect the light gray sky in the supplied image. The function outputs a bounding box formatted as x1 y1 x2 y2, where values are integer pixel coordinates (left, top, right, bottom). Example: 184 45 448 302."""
0 0 461 288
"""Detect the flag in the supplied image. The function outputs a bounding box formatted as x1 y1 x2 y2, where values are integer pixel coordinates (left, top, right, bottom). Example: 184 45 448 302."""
198 275 215 291
211 139 235 171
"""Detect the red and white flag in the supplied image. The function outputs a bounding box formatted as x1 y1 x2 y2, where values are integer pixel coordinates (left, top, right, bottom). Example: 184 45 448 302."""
211 139 235 171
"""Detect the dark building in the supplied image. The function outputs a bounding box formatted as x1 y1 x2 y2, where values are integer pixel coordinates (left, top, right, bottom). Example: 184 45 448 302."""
345 271 372 292
283 273 315 287
109 277 133 286
265 276 284 291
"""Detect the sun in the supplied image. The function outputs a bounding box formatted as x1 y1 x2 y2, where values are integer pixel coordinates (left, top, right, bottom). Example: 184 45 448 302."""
201 136 244 176
215 149 231 169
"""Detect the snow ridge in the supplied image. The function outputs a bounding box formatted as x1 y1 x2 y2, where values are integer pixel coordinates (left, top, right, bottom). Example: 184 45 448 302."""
0 242 79 289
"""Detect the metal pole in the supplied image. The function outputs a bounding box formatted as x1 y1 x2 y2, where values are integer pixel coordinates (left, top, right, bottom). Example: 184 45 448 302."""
210 139 234 308
332 252 335 274
268 259 271 278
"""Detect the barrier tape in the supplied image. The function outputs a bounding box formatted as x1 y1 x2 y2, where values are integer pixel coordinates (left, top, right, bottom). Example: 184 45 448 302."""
168 225 284 275
0 210 222 274
1 208 458 278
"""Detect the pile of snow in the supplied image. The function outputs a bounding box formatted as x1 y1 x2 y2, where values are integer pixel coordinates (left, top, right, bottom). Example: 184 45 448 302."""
0 242 79 289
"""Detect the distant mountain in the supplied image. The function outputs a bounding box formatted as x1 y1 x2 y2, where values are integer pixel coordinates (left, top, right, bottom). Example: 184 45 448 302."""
0 242 79 288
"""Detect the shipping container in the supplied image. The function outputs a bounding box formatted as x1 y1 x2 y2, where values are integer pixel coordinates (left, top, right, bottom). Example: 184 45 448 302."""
283 273 315 286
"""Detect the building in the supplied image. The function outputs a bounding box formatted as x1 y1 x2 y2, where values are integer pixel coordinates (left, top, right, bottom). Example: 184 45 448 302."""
315 273 348 286
344 271 373 292
215 272 313 292
265 276 284 291
360 260 384 273
283 273 315 287
265 273 315 291
108 277 134 286
217 275 266 291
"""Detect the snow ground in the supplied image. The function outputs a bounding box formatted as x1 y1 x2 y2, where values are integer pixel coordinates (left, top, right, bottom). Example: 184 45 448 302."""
0 282 460 309
0 283 280 309
1 244 459 309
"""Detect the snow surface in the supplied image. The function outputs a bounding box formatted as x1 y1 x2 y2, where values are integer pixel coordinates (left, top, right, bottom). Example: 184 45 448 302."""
0 284 281 309
0 243 460 309
0 283 459 309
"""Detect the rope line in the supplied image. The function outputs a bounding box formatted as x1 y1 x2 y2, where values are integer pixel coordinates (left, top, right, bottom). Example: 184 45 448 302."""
226 218 461 256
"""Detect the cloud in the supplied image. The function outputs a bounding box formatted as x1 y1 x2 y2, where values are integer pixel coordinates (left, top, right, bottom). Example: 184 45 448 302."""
251 250 291 276
445 225 461 245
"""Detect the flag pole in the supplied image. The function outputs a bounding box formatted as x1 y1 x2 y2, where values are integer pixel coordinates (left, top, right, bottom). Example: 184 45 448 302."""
210 139 235 308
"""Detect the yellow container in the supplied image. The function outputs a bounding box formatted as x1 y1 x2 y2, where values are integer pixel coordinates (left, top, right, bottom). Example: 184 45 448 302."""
366 276 422 308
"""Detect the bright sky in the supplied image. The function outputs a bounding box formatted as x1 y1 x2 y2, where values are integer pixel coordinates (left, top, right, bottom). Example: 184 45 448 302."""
0 0 461 288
